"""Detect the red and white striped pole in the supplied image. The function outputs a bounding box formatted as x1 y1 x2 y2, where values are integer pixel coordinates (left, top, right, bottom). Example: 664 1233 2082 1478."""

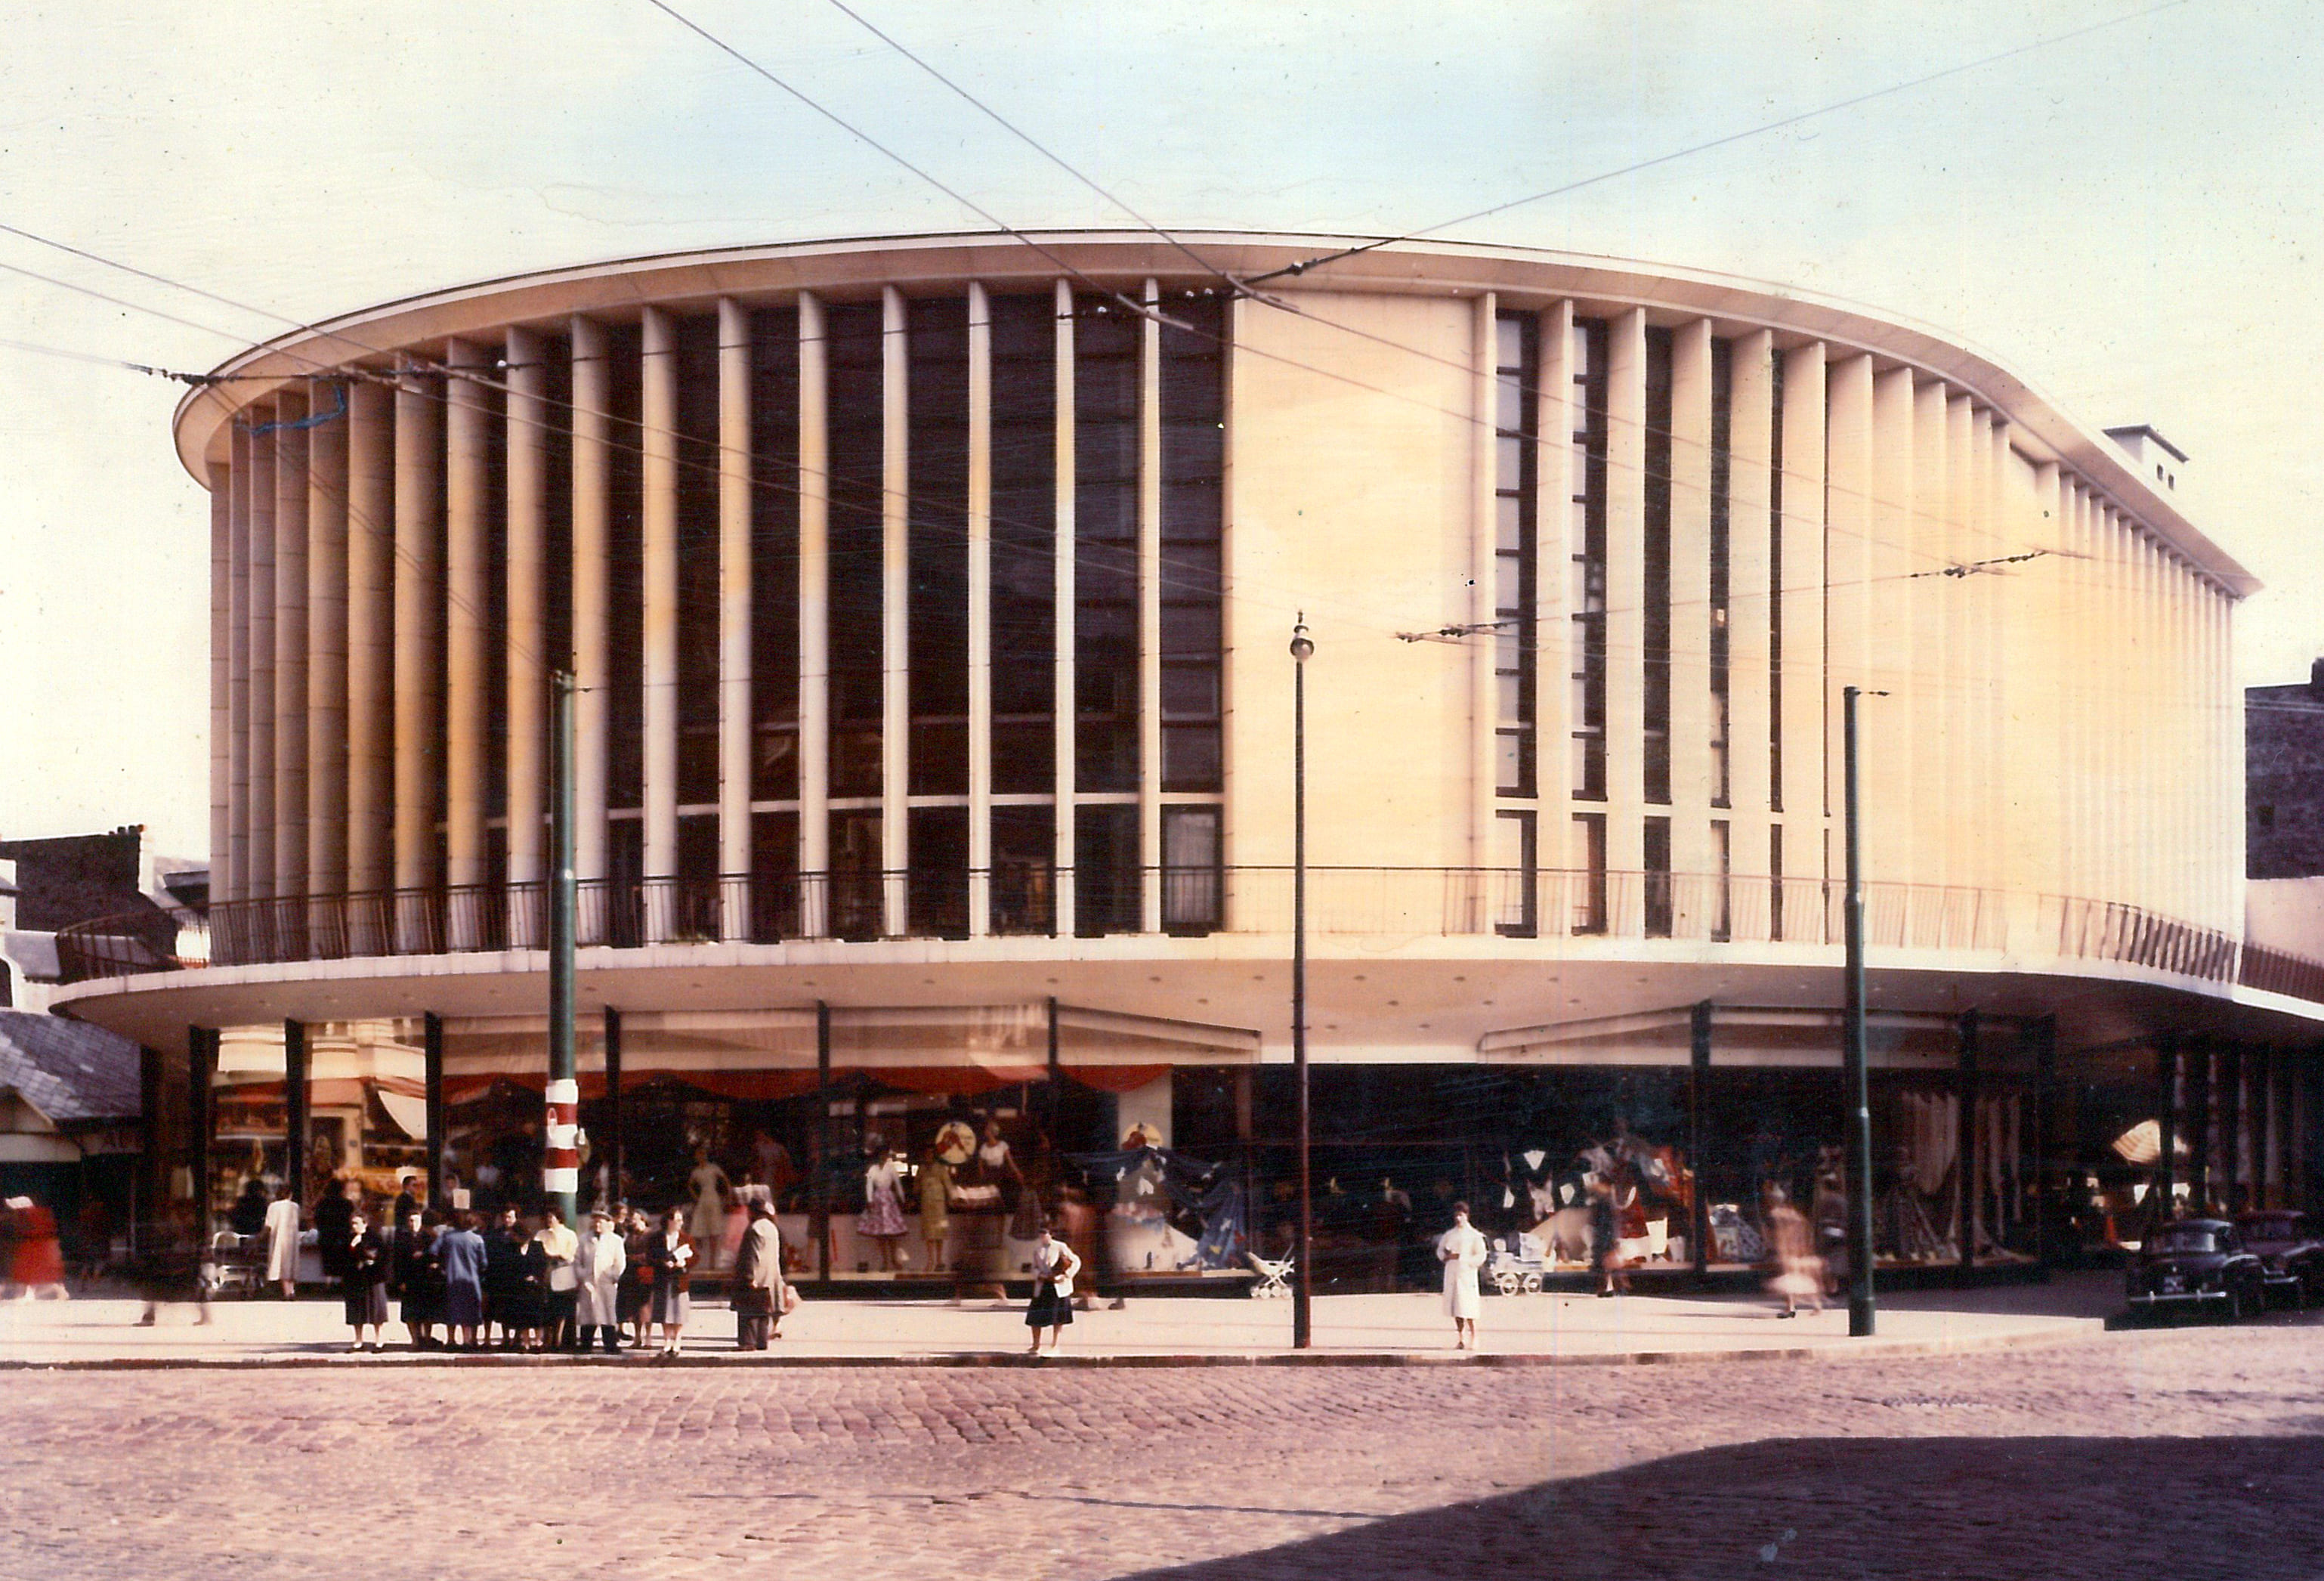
543 1078 581 1211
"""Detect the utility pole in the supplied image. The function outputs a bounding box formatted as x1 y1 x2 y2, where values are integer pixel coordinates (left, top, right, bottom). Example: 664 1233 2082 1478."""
543 670 579 1229
1843 685 1884 1337
1290 617 1315 1349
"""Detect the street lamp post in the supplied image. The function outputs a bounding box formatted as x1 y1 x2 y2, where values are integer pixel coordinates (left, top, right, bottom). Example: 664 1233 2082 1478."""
544 670 579 1230
1290 617 1315 1350
1842 684 1884 1337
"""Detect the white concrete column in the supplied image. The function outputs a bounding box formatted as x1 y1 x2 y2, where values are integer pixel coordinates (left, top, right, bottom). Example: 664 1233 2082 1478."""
1604 308 1649 882
1982 418 2009 899
1911 381 1952 893
2022 458 2064 902
1946 400 1977 895
716 299 753 940
1051 279 1077 937
307 379 349 904
1868 366 1915 891
1139 278 1164 934
248 416 277 903
393 362 444 945
1822 354 1874 890
2134 531 2156 916
504 326 548 940
211 463 234 905
570 317 612 924
1535 302 1575 897
966 283 994 938
1469 292 1500 893
1667 320 1714 933
273 394 311 911
345 379 395 915
1726 330 1774 911
640 307 681 941
2070 481 2098 903
2225 586 2245 935
796 294 832 935
881 285 912 939
1777 342 1828 911
443 339 491 949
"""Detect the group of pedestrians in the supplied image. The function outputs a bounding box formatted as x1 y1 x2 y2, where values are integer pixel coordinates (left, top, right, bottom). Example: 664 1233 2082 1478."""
328 1199 753 1357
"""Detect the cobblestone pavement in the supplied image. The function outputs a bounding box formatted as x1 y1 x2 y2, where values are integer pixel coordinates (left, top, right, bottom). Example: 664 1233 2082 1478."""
6 1315 2323 1579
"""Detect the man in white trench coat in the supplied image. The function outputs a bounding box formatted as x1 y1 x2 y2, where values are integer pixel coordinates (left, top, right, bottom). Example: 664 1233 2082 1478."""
573 1207 626 1355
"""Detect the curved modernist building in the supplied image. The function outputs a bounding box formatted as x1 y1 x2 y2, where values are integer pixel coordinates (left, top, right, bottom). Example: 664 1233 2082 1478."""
60 233 2322 1284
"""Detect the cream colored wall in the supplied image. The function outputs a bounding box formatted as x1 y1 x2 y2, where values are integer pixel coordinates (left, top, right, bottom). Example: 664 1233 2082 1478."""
1222 291 1479 872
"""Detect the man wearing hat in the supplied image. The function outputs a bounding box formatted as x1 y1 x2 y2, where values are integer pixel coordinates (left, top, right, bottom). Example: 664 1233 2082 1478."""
731 1196 790 1351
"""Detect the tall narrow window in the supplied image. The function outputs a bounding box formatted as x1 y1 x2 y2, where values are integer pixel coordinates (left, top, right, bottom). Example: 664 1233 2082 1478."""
604 323 644 817
907 805 969 937
673 316 722 814
1160 805 1222 934
1710 336 1732 811
907 296 970 799
1160 294 1225 794
1572 811 1607 934
1494 807 1537 937
1074 803 1139 936
1643 327 1673 806
1571 319 1608 801
1074 299 1140 794
749 305 801 807
1643 814 1673 939
1711 817 1732 942
1494 311 1537 797
990 805 1054 935
1769 821 1785 942
1768 355 1785 812
824 302 885 801
988 294 1055 796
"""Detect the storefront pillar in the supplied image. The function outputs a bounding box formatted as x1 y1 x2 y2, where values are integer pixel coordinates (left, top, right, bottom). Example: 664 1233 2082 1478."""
602 1006 624 1206
1957 1010 1979 1273
188 1026 214 1233
2156 1033 2180 1227
2223 1043 2245 1213
1689 1000 1710 1277
284 1018 309 1205
2190 1039 2213 1213
423 1012 444 1205
2034 1017 2056 1273
1045 997 1062 1144
137 1045 162 1251
814 1001 831 1279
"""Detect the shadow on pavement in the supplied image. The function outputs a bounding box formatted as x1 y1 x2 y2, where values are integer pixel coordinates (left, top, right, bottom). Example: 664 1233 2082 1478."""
1123 1435 2324 1579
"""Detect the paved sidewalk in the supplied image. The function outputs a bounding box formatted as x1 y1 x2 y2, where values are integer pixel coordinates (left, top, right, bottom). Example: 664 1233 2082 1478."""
0 1273 2116 1367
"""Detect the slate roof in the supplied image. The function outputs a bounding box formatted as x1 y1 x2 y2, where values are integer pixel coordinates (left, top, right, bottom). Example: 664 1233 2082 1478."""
0 1010 141 1125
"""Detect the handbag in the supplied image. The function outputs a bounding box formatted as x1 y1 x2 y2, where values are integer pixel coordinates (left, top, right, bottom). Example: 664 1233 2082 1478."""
780 1283 801 1314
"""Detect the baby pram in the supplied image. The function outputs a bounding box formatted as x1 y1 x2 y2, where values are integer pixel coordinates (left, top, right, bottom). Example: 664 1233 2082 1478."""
1244 1249 1293 1299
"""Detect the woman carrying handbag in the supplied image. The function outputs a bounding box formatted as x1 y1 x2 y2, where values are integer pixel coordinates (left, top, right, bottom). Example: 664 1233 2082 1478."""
1023 1224 1082 1354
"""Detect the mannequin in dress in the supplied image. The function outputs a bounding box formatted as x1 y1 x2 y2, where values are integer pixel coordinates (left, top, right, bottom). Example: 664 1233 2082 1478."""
686 1147 731 1271
857 1142 908 1271
917 1145 953 1273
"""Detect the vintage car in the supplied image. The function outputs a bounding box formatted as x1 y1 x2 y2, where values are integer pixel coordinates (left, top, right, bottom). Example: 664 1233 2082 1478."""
2233 1211 2324 1307
2125 1218 2267 1322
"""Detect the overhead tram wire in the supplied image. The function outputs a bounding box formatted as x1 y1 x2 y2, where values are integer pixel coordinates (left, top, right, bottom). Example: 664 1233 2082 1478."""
5 229 2186 696
815 0 1250 300
1241 0 2199 287
0 214 2207 679
629 0 2010 580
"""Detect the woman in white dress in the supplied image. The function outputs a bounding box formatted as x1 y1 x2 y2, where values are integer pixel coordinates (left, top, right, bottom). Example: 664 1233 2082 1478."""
262 1185 303 1298
685 1148 731 1271
1436 1201 1488 1351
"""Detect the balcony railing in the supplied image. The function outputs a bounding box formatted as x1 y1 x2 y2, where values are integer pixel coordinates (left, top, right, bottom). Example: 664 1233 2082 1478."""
46 868 2322 1008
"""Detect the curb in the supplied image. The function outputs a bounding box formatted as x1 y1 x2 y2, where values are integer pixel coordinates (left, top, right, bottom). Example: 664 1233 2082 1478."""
0 1321 2105 1372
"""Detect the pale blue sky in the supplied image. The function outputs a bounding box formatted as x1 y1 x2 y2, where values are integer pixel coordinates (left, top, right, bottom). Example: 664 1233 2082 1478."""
1 0 2313 859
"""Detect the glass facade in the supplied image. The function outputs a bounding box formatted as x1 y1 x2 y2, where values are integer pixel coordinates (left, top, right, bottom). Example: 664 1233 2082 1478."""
1494 311 1537 799
1569 318 1608 803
